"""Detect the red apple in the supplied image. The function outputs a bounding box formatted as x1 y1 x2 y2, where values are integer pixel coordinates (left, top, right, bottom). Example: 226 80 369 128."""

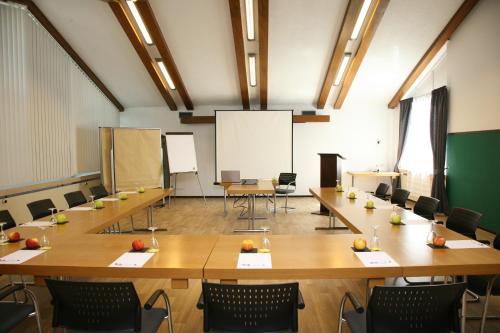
132 239 144 251
433 236 446 247
241 240 254 252
25 238 40 249
8 231 20 242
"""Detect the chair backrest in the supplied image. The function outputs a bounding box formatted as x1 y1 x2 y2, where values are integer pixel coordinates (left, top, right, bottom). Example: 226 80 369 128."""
45 279 141 332
89 185 109 200
446 207 482 240
202 282 300 332
390 188 410 207
27 199 56 220
0 210 16 230
64 191 87 208
367 283 466 333
413 196 440 220
278 173 297 186
375 183 390 196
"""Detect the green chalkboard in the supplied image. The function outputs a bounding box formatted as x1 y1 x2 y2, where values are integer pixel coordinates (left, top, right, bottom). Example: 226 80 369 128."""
447 130 500 232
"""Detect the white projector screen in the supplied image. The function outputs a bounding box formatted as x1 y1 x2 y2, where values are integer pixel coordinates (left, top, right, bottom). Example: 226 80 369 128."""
215 110 293 182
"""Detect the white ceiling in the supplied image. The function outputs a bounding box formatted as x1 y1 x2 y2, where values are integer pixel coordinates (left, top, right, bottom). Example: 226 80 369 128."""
32 0 463 110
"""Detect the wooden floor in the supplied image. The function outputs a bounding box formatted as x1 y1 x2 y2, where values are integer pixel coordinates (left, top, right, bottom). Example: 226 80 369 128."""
6 196 500 332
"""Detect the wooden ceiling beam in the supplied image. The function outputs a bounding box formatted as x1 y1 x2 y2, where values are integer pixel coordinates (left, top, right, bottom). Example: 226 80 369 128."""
135 0 194 110
388 0 480 108
316 0 364 109
258 0 269 110
228 0 250 109
334 0 389 109
109 0 177 110
8 0 124 111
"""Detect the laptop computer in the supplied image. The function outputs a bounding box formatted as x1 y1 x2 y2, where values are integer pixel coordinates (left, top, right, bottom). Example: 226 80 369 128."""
221 170 241 183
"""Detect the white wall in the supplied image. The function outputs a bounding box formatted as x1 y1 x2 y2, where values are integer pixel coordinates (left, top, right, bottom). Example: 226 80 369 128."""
447 0 500 133
120 104 396 196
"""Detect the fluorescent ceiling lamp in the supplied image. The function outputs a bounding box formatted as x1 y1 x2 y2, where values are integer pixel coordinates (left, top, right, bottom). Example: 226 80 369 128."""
351 0 372 40
334 53 351 86
248 54 257 86
126 0 153 45
157 60 176 90
245 0 255 40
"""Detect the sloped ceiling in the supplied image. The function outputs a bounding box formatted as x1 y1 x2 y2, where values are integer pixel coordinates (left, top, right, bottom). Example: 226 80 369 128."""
32 0 463 110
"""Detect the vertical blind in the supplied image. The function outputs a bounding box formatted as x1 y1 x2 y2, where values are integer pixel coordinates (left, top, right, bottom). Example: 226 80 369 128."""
0 3 119 189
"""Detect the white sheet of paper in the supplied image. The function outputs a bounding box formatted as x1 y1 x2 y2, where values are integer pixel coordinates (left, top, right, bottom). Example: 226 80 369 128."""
402 220 427 225
445 240 489 249
237 253 272 269
109 252 154 268
355 251 399 267
99 198 119 202
0 250 44 264
119 191 138 194
20 221 55 227
69 207 94 211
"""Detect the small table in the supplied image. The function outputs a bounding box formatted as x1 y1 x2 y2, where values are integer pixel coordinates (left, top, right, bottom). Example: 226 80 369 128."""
347 171 400 192
227 180 276 232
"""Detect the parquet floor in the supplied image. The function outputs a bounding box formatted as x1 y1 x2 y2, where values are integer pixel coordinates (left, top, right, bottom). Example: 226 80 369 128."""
6 196 500 332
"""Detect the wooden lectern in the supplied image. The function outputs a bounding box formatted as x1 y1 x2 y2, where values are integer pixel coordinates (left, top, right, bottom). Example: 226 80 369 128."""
313 154 347 229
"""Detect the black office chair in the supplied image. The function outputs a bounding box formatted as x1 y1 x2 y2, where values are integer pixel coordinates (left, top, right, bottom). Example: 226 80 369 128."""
413 196 440 220
0 210 17 230
372 183 390 199
390 188 410 208
89 184 109 200
45 279 172 333
446 207 482 240
26 198 57 220
467 232 500 333
338 283 466 333
275 173 297 213
0 284 42 332
64 190 87 208
197 282 305 332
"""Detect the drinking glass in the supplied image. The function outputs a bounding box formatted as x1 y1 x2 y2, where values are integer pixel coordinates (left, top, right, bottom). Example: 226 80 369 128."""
149 226 159 252
49 208 57 223
426 221 437 244
89 195 96 209
261 226 271 252
0 222 7 243
370 225 381 251
39 227 50 250
390 204 398 218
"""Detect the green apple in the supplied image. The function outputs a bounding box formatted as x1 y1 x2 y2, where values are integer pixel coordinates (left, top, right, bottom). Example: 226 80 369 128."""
336 185 343 192
138 186 145 193
391 214 401 224
56 213 67 223
348 191 356 199
118 193 128 200
95 200 104 209
366 200 374 208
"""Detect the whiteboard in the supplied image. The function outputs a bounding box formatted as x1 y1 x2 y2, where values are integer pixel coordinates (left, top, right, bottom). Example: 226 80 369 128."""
165 133 198 173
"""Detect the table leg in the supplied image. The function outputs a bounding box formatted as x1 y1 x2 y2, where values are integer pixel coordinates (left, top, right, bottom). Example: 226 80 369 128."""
462 275 467 333
366 278 385 306
224 188 227 216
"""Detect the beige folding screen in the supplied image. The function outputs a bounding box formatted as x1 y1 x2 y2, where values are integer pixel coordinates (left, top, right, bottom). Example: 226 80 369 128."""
99 128 113 193
113 128 163 192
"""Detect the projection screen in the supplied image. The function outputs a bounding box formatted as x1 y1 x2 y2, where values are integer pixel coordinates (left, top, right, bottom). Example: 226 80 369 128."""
215 110 293 182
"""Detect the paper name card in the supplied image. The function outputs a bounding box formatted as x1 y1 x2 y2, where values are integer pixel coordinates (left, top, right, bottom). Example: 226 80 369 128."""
0 250 44 264
99 198 119 202
69 207 94 211
445 240 489 249
355 251 399 267
109 252 154 268
237 253 272 269
20 221 55 228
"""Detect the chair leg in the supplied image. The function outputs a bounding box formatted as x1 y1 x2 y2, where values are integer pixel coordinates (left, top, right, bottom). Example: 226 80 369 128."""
24 287 42 333
285 194 288 214
480 276 496 333
337 294 348 333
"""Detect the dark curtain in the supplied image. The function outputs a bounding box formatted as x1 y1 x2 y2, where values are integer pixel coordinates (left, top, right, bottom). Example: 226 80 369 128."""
393 98 413 189
430 86 449 213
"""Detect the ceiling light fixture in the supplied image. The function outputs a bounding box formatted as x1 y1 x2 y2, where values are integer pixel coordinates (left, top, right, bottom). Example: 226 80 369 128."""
351 0 372 40
126 0 153 45
334 53 351 86
248 54 257 86
157 59 176 90
245 0 255 40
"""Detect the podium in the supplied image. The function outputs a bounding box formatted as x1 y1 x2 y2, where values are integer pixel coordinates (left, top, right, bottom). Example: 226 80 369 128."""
313 153 348 230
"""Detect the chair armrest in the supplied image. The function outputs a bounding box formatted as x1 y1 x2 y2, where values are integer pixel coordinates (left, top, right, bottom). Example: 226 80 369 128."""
144 289 168 310
297 290 305 309
477 239 491 245
345 292 364 314
196 292 204 310
0 284 24 301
